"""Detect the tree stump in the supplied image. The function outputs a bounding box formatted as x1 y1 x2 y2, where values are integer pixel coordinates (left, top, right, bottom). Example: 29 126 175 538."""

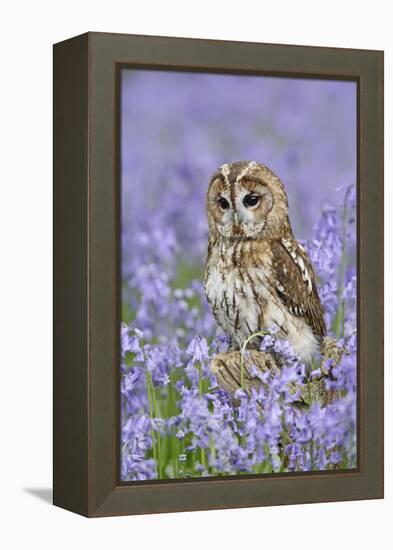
210 336 347 407
211 350 280 396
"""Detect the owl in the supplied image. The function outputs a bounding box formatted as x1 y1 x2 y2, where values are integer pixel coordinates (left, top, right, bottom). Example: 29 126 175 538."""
204 160 326 364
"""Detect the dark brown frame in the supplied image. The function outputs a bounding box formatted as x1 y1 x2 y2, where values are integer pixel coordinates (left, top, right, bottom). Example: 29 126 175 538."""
53 32 384 517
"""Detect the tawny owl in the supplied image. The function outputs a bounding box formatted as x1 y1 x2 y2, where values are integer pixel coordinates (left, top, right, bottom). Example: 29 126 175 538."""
204 160 326 364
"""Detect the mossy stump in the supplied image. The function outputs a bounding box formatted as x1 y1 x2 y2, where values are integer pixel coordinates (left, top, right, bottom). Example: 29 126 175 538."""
211 337 346 407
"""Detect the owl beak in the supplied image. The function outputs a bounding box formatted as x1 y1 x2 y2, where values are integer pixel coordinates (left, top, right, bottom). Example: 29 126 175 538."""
232 211 243 237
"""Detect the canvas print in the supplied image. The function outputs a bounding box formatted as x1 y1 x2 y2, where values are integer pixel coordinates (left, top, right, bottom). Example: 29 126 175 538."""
120 69 357 481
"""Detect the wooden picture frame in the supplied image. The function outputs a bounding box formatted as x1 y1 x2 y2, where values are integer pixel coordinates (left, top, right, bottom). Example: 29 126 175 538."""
53 32 384 517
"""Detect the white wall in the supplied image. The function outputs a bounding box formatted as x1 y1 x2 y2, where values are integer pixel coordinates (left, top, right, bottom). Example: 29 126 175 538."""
0 1 390 548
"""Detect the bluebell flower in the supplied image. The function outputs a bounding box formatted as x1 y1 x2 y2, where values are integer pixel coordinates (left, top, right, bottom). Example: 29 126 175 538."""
121 323 144 361
186 335 209 364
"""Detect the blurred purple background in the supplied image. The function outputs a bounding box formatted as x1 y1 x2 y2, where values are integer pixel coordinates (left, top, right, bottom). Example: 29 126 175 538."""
121 69 356 274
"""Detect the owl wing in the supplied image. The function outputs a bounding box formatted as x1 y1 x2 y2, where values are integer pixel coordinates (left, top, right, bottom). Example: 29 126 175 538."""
270 238 327 338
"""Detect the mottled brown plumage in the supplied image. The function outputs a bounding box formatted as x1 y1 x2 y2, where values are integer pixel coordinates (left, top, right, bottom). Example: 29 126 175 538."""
204 161 326 363
271 239 326 338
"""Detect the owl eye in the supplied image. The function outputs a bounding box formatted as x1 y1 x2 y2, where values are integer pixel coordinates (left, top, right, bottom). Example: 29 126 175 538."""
218 197 230 210
243 194 260 208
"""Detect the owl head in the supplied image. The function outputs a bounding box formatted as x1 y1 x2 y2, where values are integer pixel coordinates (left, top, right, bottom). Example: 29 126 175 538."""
206 160 290 240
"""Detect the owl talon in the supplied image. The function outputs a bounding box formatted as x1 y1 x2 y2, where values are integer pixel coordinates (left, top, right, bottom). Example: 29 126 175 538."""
227 342 240 353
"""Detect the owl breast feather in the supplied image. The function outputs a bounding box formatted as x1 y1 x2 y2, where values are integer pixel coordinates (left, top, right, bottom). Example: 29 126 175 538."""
204 238 319 362
204 239 267 348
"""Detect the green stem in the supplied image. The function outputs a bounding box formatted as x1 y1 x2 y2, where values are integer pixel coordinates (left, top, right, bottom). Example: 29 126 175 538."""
197 362 203 398
196 362 207 471
240 330 270 389
309 433 315 471
167 377 179 478
172 426 178 478
209 437 216 471
200 448 207 471
147 371 164 479
334 186 352 338
146 374 158 474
